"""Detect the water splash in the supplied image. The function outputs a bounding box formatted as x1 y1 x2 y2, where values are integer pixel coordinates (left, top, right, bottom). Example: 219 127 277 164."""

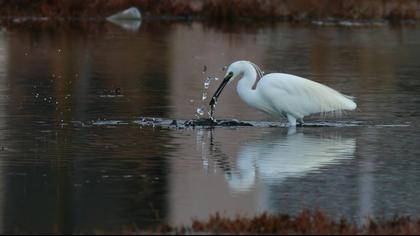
208 111 216 122
204 77 211 89
196 107 205 116
206 77 220 120
195 76 219 119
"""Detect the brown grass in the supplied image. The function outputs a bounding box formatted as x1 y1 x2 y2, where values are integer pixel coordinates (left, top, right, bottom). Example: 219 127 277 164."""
0 0 419 21
154 210 420 235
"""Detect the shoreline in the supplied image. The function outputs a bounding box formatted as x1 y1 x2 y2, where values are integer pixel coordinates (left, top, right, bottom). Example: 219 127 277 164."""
0 15 418 30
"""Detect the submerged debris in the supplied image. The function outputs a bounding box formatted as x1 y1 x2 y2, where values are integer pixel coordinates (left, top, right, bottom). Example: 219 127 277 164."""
185 118 253 127
132 117 374 128
68 117 407 129
135 117 254 128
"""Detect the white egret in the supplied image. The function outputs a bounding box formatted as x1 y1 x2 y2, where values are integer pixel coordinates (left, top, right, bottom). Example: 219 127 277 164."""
210 61 357 126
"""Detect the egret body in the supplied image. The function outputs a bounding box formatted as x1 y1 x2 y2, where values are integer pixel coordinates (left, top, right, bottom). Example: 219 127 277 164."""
210 61 356 126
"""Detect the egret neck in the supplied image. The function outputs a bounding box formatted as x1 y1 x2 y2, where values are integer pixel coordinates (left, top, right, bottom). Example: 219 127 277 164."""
236 63 260 110
210 62 261 118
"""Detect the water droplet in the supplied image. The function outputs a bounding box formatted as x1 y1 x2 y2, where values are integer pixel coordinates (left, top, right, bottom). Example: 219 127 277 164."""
196 107 205 116
196 74 220 119
204 78 211 89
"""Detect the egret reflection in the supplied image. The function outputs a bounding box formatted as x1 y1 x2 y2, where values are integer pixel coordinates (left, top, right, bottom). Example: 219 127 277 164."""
213 128 356 192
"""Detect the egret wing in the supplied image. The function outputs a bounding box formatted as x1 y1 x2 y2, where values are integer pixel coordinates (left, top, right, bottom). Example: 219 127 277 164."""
257 73 356 118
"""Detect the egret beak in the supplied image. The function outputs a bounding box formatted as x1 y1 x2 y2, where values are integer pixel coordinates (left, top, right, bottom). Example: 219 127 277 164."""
209 72 233 107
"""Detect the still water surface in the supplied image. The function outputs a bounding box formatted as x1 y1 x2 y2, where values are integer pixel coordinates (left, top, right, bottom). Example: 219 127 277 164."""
0 20 419 233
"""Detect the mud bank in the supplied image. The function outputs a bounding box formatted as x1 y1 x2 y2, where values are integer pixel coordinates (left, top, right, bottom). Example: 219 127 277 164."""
0 0 419 21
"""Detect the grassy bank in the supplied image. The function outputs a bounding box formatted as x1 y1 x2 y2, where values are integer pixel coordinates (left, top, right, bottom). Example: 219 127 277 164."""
0 0 419 21
154 211 418 235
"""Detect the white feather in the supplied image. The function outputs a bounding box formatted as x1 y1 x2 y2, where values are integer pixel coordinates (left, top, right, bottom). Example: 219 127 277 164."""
258 73 356 117
226 61 356 126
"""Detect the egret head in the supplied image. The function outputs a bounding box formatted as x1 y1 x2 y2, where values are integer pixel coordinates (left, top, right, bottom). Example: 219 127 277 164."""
209 61 248 107
224 61 249 81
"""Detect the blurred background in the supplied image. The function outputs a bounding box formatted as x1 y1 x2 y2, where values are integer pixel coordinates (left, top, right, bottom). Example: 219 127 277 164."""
0 0 419 21
0 0 419 234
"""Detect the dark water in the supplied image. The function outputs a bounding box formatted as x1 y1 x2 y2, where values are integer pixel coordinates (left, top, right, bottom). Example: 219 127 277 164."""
0 20 419 233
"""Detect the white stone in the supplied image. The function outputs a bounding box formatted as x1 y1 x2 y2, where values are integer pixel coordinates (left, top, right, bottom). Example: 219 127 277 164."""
107 7 141 21
106 7 142 31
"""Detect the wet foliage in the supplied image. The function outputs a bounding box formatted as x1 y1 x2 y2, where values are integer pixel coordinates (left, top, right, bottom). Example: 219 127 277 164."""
154 210 420 235
0 0 419 21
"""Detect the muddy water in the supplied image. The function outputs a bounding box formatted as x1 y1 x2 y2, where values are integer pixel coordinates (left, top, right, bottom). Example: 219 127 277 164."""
0 21 419 233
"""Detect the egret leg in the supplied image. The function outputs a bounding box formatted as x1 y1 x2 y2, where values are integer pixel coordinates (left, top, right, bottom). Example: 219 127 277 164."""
286 114 297 127
297 118 304 127
287 126 297 135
